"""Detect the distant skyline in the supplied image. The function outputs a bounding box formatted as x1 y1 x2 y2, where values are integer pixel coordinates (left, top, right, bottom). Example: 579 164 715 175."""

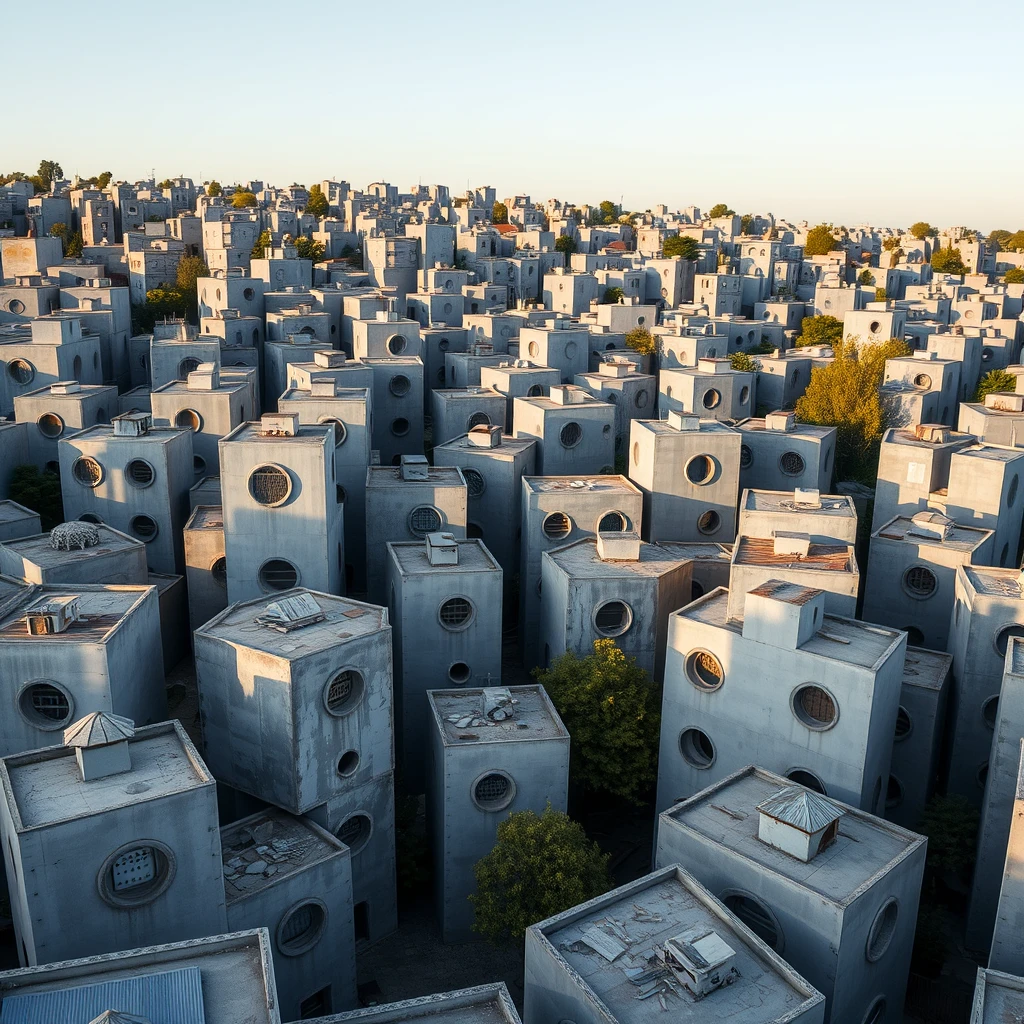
6 0 1023 231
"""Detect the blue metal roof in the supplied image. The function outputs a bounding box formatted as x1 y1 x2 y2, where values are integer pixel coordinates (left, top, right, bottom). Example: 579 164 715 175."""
0 966 205 1024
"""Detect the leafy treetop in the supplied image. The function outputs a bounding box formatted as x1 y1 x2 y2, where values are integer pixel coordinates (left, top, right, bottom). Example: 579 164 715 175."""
1005 266 1024 284
554 234 577 258
294 235 326 263
708 203 734 218
909 221 935 239
796 315 844 348
491 201 508 224
625 326 656 358
730 351 761 372
662 234 700 261
231 190 259 209
602 287 624 305
304 184 329 218
804 223 838 257
931 244 968 276
251 229 272 261
157 179 173 189
206 181 222 197
974 369 1017 403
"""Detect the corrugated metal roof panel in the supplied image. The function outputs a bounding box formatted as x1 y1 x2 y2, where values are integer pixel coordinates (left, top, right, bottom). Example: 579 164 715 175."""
756 786 842 834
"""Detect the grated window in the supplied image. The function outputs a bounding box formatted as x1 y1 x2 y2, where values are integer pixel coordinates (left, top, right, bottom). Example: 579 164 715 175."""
440 597 473 629
894 706 912 740
30 684 70 722
325 670 363 714
467 411 490 429
336 814 371 854
474 772 515 810
903 565 937 598
125 459 154 487
178 357 200 377
249 465 291 506
464 469 486 497
599 511 627 532
112 847 155 891
72 456 103 487
130 514 158 541
794 685 837 728
542 511 571 540
697 509 721 535
279 902 326 955
559 421 583 448
409 505 442 536
259 558 298 591
686 650 724 690
780 451 805 476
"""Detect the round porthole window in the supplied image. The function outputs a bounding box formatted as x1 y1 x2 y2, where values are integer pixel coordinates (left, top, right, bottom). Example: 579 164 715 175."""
324 669 364 716
780 451 805 476
697 509 721 535
792 684 838 730
318 416 348 446
7 359 35 385
125 459 155 488
473 771 516 812
542 511 572 540
894 706 912 741
391 417 410 436
389 374 411 396
865 900 899 962
277 900 327 957
679 728 716 768
439 597 474 631
449 662 471 685
740 444 753 468
387 335 407 355
598 511 628 532
248 464 292 506
337 750 359 777
335 814 372 855
18 680 74 730
723 891 781 951
685 454 716 485
463 468 486 497
409 505 442 536
37 413 64 438
594 600 632 637
130 514 159 541
902 565 937 599
787 769 827 794
72 456 104 487
98 841 176 908
702 388 721 409
258 557 299 591
175 408 202 432
211 556 227 589
560 421 583 448
685 650 724 691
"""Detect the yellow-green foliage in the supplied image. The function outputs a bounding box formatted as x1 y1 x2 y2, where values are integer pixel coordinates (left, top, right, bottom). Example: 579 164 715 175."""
304 184 328 217
796 315 844 348
625 326 656 358
931 245 967 275
974 369 1017 403
231 190 258 209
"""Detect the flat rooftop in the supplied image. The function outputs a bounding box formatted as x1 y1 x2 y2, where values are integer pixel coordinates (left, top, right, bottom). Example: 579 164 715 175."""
389 539 500 575
655 541 732 563
304 983 521 1024
185 505 224 531
524 475 639 495
0 525 142 566
226 422 332 445
973 967 1024 1024
546 538 687 579
67 424 189 445
0 584 151 643
963 566 1024 600
278 387 370 404
434 434 536 457
197 587 387 657
151 378 249 396
221 809 342 904
886 427 975 447
367 466 466 489
733 537 853 573
0 502 37 525
3 721 212 831
902 646 952 692
959 443 1024 463
632 419 737 438
533 866 822 1023
874 515 992 551
662 767 924 906
735 419 834 439
429 686 568 746
741 490 856 517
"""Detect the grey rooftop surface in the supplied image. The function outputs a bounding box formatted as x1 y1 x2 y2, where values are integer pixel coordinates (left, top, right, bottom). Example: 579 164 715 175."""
885 426 976 447
901 646 952 692
0 574 29 614
631 418 737 438
972 967 1024 1024
655 541 732 564
546 538 686 579
0 929 280 1024
524 475 640 495
0 524 142 566
367 466 466 489
740 489 857 518
530 865 823 1023
0 501 37 525
959 443 1024 463
872 515 993 552
389 538 501 575
300 983 520 1024
2 721 213 831
735 418 834 439
278 386 370 402
151 377 249 396
68 424 190 446
514 393 604 411
678 587 904 670
661 766 925 906
221 808 344 905
223 421 333 445
184 505 224 531
196 588 388 657
428 685 568 746
433 434 536 459
962 565 1024 600
1009 635 1024 677
0 584 153 644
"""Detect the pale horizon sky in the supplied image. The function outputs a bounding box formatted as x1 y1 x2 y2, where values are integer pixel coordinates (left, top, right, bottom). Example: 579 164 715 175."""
6 0 1023 232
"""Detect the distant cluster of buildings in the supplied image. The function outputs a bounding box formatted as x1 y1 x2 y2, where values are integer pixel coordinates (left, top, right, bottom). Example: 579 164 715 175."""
0 174 1020 1022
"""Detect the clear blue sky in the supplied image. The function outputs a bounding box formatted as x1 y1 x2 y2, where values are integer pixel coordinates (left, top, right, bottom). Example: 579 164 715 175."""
6 0 1022 231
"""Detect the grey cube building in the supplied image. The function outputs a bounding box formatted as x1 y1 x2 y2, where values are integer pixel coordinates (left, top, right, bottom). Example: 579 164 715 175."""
363 356 425 466
988 741 1024 975
735 413 836 494
0 501 40 543
183 504 227 632
738 488 859 544
430 387 507 447
969 968 1024 1024
659 358 755 422
519 321 590 382
513 385 616 476
479 361 561 431
0 522 147 585
574 358 657 460
13 380 117 472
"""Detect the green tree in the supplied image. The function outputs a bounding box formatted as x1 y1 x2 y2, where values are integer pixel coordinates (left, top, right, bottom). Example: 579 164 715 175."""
602 286 624 304
206 180 222 197
1004 266 1024 284
251 229 272 260
157 178 173 189
37 159 63 185
875 287 888 301
231 190 259 209
796 315 844 348
49 223 70 254
294 235 326 263
304 184 329 218
857 269 875 286
491 201 508 224
533 639 660 802
989 229 1013 249
9 465 64 530
598 199 618 224
662 234 700 260
740 213 755 235
974 369 1017 403
708 203 734 218
65 231 83 258
471 806 611 944
931 244 967 275
94 171 112 190
804 223 838 257
625 326 656 358
1005 231 1024 252
909 221 935 240
175 255 209 322
132 286 188 334
554 234 577 260
795 337 911 481
730 351 761 372
882 237 902 252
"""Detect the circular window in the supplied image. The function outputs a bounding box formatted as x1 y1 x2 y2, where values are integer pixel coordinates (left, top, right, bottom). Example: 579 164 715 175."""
702 388 721 409
130 514 158 541
125 458 155 488
337 750 359 777
862 997 886 1024
175 409 202 432
679 728 716 768
598 511 627 532
178 357 200 378
258 557 299 591
335 814 372 855
894 707 912 741
904 626 925 646
780 451 805 476
473 771 516 812
787 769 827 793
18 680 74 730
316 416 347 446
438 338 450 351
866 900 899 962
324 669 364 716
388 335 407 355
98 841 175 908
560 421 583 448
7 359 34 385
885 776 903 810
994 624 1024 657
439 597 474 630
740 444 753 468
437 367 446 383
691 580 705 601
685 454 716 485
982 694 999 728
542 511 572 540
686 650 724 691
277 900 327 957
527 384 545 397
79 512 102 524
636 390 649 409
391 417 410 436
194 455 207 476
565 341 578 359
409 505 442 536
869 321 881 335
449 662 471 685
211 556 227 588
37 413 64 438
7 299 25 315
243 287 255 301
914 373 932 390
72 456 104 487
697 509 721 535
792 684 838 730
723 892 781 951
902 565 937 599
982 348 993 362
528 341 540 357
594 600 632 637
467 411 491 430
389 374 411 396
739 386 750 405
248 464 292 506
464 468 486 496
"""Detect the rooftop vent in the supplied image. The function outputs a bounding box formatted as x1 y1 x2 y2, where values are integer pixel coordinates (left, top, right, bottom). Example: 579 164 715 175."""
756 785 844 863
219 308 240 320
426 531 459 566
187 362 219 390
64 711 135 782
793 487 822 508
482 686 516 721
912 349 938 361
907 510 954 541
667 409 700 431
765 410 796 432
401 454 429 480
985 393 1024 412
259 412 299 437
773 531 811 557
914 423 951 443
314 349 347 367
697 357 732 375
310 376 337 397
112 411 151 437
596 529 641 562
471 341 494 356
25 595 81 635
599 358 636 378
256 592 325 632
468 424 502 447
50 521 100 551
741 579 825 650
659 930 739 999
50 380 81 395
550 384 589 406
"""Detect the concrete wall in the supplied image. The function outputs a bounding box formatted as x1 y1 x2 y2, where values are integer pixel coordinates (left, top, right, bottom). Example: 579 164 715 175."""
988 740 1024 974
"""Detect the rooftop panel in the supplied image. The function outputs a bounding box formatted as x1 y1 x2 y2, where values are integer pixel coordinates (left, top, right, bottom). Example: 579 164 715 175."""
733 537 852 572
430 685 568 745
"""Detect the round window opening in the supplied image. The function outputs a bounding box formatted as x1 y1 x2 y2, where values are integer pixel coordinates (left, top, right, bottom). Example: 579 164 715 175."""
702 388 722 409
318 417 347 446
211 556 227 589
387 335 408 356
37 413 63 438
467 411 490 430
894 706 912 741
193 455 207 477
697 510 721 535
277 901 327 957
594 600 632 637
130 514 158 541
995 624 1024 657
409 505 442 536
72 456 103 487
780 451 805 476
792 684 838 730
543 511 571 540
249 465 292 506
324 669 364 716
178 357 200 378
740 386 750 405
391 417 410 436
723 893 780 950
863 997 886 1024
560 421 583 448
787 769 827 794
99 842 175 908
886 775 903 810
598 511 628 532
449 662 471 685
335 814 372 855
125 459 155 488
902 565 937 599
439 597 474 630
686 650 724 691
473 772 516 812
679 728 716 768
914 373 932 390
528 384 545 397
685 454 716 485
740 444 753 468
982 694 999 728
19 681 74 730
389 374 411 397
464 468 486 497
337 751 359 777
175 409 202 432
7 359 34 385
258 558 299 592
866 900 899 962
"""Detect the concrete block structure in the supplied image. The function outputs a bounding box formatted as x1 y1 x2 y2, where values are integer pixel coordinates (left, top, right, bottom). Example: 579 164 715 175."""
0 419 31 498
365 459 467 605
959 392 1024 445
539 532 690 677
735 413 836 493
58 411 194 575
219 413 344 603
883 352 962 426
863 513 994 649
421 325 469 397
628 413 741 543
513 385 616 476
657 581 906 811
0 715 226 966
264 335 333 408
525 863 825 1024
427 686 569 942
432 427 536 577
756 353 813 411
363 356 425 466
0 521 147 585
13 380 117 472
655 766 926 1024
298 982 521 1024
445 346 506 389
988 741 1024 975
659 358 755 422
574 357 657 461
430 387 507 447
286 350 374 393
519 475 643 668
221 808 356 1020
480 361 561 431
0 501 39 542
352 313 422 362
658 541 733 604
519 322 591 383
183 504 227 632
969 969 1024 1024
738 489 859 544
148 329 222 392
386 535 502 780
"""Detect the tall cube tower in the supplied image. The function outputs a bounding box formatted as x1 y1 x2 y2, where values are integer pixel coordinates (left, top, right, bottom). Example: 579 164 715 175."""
988 741 1024 975
14 381 118 472
513 385 615 476
735 414 836 494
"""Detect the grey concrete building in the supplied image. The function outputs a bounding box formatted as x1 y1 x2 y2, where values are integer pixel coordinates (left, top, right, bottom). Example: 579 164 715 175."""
13 380 117 472
427 686 569 942
479 361 561 432
969 967 1024 1024
655 766 926 1024
183 504 227 632
352 313 422 362
883 351 962 426
657 541 733 604
58 411 194 575
735 414 836 494
755 353 813 411
574 358 657 462
0 521 147 585
147 329 223 392
519 475 643 668
988 741 1024 975
297 982 521 1024
738 489 859 545
286 350 374 393
628 413 741 543
959 391 1024 445
387 535 502 780
862 513 995 650
659 359 755 423
539 532 690 677
0 501 39 543
513 385 616 475
0 419 30 499
362 356 425 466
445 345 506 389
657 582 906 811
264 335 333 409
525 863 825 1024
421 325 469 399
365 459 467 605
219 413 344 603
0 715 226 966
519 321 590 383
430 387 507 447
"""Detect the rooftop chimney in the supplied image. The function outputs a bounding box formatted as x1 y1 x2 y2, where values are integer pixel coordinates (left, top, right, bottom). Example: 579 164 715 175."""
259 412 299 437
310 376 337 398
793 487 821 508
314 349 346 367
400 454 429 480
596 530 642 562
697 357 732 375
772 531 811 557
756 785 844 863
187 362 219 391
549 384 589 406
63 712 135 782
50 380 81 395
741 579 825 649
468 424 502 447
112 411 151 436
914 423 951 443
667 409 700 431
985 393 1024 412
907 510 954 541
599 358 636 378
24 595 80 635
426 531 459 566
765 410 796 432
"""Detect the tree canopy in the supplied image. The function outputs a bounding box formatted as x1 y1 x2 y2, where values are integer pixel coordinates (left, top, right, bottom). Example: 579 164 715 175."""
931 244 967 275
796 314 844 348
974 369 1017 403
491 201 508 224
1005 266 1024 284
662 234 700 260
157 179 173 189
598 199 619 224
304 184 329 218
37 159 62 185
231 190 259 209
602 287 624 305
533 639 660 803
175 255 209 322
251 230 272 260
206 181 222 197
9 465 64 531
804 223 838 257
730 351 761 372
554 234 577 258
625 326 656 358
740 213 755 235
708 203 734 218
471 806 611 944
857 269 875 286
294 235 326 263
909 222 935 240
